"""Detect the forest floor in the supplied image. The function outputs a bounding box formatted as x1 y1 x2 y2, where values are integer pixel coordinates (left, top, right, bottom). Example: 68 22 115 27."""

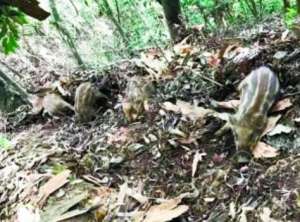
1 16 300 222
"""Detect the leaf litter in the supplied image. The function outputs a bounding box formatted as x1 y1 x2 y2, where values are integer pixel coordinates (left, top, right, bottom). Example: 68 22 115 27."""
1 16 300 221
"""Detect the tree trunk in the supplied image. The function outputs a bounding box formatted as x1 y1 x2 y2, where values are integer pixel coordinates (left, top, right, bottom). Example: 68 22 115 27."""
297 0 300 14
49 0 85 67
158 0 186 43
282 0 290 11
100 0 129 45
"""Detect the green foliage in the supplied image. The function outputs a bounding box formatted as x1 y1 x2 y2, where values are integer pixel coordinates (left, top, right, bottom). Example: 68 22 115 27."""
263 0 283 13
181 0 284 29
0 0 299 66
52 163 68 175
0 134 11 150
0 6 26 54
285 7 298 27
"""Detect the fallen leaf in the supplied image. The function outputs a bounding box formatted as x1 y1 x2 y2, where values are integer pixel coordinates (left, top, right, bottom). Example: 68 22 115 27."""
162 101 180 112
107 127 139 145
192 151 206 177
228 202 236 219
273 51 288 60
17 205 40 222
268 124 293 136
178 136 197 145
127 188 149 205
252 142 279 158
134 197 189 222
138 52 171 79
259 207 279 222
281 29 290 41
169 128 187 138
211 112 230 121
262 115 282 136
214 100 240 110
174 41 194 57
162 100 213 121
203 197 215 203
37 170 71 207
117 182 129 207
40 192 88 222
238 206 254 222
173 36 195 57
272 98 292 112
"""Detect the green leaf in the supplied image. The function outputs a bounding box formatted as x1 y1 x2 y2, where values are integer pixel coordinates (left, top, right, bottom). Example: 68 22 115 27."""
7 33 19 52
7 19 19 37
0 134 11 150
2 37 9 53
0 23 8 39
12 14 27 25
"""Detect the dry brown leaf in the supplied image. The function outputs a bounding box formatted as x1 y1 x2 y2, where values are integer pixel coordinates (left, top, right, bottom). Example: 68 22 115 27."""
178 136 197 145
37 170 71 207
92 186 115 205
117 182 129 207
107 127 133 145
162 102 180 113
127 188 149 205
263 115 282 136
134 197 189 222
177 100 213 120
173 37 195 57
162 100 213 121
215 99 240 109
252 142 279 158
272 98 293 112
139 52 170 79
116 182 149 211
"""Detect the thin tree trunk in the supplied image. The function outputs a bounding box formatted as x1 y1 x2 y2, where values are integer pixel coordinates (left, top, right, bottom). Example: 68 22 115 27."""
158 0 186 43
282 0 290 11
114 0 121 24
297 0 300 14
49 0 85 67
101 0 129 45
